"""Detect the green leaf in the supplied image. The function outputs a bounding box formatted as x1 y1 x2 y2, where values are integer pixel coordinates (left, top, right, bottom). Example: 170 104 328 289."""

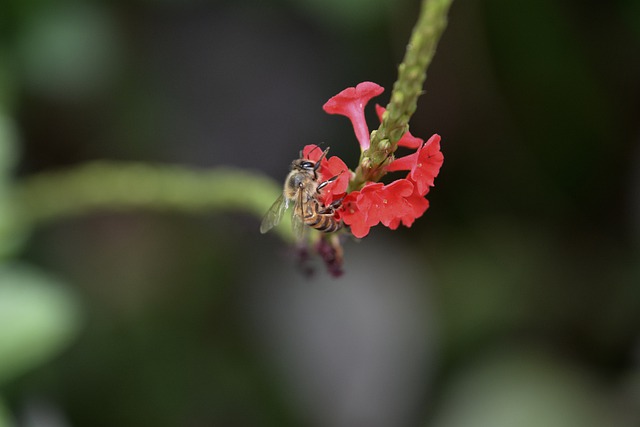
0 263 82 385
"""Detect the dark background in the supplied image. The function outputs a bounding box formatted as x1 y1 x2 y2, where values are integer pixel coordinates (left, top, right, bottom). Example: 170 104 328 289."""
2 0 639 426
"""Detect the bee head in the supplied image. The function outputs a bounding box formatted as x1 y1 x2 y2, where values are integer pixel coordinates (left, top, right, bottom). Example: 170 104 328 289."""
290 158 314 172
300 160 316 170
291 147 329 172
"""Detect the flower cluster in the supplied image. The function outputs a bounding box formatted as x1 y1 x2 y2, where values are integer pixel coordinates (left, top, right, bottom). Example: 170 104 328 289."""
265 82 443 276
319 81 444 238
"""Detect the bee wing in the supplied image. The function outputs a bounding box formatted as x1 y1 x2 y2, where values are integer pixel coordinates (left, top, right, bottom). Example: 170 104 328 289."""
260 194 287 234
291 210 306 241
291 188 306 241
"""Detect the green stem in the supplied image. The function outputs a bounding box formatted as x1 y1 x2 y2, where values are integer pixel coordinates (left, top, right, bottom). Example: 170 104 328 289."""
350 0 452 189
14 161 293 241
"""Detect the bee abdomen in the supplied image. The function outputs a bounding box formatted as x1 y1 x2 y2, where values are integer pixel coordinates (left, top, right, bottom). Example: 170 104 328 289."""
305 213 342 233
319 218 342 233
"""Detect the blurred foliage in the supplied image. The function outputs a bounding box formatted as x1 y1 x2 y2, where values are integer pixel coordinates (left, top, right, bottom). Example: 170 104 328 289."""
0 49 18 113
483 0 618 207
429 347 623 427
287 0 402 33
0 114 24 259
0 115 18 174
17 3 121 101
15 162 287 241
0 399 13 427
0 0 639 426
0 264 81 386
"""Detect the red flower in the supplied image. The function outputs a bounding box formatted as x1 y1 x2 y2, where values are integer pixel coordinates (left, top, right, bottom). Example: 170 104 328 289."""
386 134 443 196
322 82 384 151
338 191 370 238
302 144 351 205
317 84 443 239
262 82 445 275
302 144 324 162
386 190 430 229
318 156 350 204
339 178 430 238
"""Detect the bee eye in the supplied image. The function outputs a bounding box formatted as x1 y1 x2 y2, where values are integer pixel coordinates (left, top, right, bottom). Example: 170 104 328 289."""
301 161 315 170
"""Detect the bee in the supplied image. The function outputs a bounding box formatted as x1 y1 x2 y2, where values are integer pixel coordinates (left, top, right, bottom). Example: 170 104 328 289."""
260 147 343 240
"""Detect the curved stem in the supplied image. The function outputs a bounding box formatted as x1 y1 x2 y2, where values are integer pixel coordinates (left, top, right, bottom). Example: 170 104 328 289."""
14 161 293 242
350 0 453 189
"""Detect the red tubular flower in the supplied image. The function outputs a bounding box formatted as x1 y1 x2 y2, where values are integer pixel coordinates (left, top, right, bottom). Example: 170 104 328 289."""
316 84 444 239
263 82 444 275
339 178 431 238
359 180 413 227
386 190 430 230
338 190 372 238
386 134 443 196
322 82 384 151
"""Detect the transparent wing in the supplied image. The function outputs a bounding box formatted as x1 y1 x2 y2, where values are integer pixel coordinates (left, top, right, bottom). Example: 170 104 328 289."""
291 189 306 241
260 194 287 234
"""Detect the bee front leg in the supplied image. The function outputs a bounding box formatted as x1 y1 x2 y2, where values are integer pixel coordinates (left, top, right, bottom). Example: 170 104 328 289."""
316 173 341 192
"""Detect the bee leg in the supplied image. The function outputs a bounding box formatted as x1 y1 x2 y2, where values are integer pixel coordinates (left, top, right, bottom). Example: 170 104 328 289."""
318 197 344 214
329 196 344 209
316 171 342 192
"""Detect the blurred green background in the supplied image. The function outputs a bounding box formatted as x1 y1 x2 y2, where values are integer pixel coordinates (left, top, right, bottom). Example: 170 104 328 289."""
1 0 640 426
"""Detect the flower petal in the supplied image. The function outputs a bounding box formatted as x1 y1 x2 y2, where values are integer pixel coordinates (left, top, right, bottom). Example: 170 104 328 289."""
398 190 430 228
339 191 372 238
340 179 423 237
387 134 443 196
410 134 443 195
323 82 384 151
302 144 324 161
386 150 418 172
318 155 351 204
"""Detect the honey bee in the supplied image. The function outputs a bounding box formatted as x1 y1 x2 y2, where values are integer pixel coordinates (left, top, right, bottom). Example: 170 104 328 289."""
260 147 343 240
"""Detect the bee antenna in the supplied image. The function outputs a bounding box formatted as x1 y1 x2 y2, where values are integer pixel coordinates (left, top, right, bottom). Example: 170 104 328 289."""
304 143 331 159
313 147 330 170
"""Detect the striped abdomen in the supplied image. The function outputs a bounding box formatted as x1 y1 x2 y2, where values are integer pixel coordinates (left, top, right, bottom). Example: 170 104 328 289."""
303 200 342 233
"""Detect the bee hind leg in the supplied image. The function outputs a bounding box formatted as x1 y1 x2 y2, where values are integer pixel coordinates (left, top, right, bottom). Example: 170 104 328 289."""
318 197 344 214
